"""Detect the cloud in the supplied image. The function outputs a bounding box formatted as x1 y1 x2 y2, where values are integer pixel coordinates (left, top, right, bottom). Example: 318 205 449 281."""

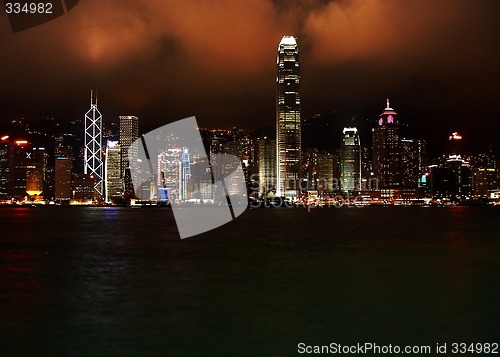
54 0 292 75
302 0 474 65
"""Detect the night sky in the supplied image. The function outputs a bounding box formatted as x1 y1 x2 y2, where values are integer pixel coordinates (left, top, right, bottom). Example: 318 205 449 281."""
1 0 500 154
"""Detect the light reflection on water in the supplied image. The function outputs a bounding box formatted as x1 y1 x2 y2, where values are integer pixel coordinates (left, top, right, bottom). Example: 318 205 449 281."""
0 206 499 356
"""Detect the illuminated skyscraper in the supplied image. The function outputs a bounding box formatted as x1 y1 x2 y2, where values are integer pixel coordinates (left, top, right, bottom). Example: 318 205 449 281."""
189 156 213 200
233 132 254 184
316 152 336 193
256 137 276 196
158 148 182 202
372 99 400 188
10 140 31 199
276 35 301 199
26 147 46 197
429 132 472 200
472 149 497 197
340 127 361 192
181 147 191 199
0 136 11 198
302 148 318 190
155 147 193 201
55 157 72 201
54 137 73 201
105 140 122 202
219 142 246 196
119 115 139 197
73 174 95 201
84 90 103 196
400 138 428 187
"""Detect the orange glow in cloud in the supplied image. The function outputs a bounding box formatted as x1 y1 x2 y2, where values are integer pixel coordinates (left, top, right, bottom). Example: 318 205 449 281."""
62 0 288 74
304 0 472 65
55 0 476 73
69 1 155 64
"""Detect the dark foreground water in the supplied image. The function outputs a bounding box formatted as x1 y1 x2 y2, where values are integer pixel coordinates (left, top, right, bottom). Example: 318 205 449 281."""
0 206 499 356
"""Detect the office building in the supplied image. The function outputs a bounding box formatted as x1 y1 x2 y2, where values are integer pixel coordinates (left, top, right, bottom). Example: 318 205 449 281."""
256 137 276 196
341 127 361 192
400 138 428 188
10 140 31 199
316 152 336 193
158 148 182 202
372 99 401 188
84 90 104 196
119 115 139 198
472 151 497 197
429 133 472 200
181 147 191 199
0 136 11 198
26 147 46 197
105 140 122 202
73 174 95 201
276 35 301 199
190 157 213 200
55 157 72 201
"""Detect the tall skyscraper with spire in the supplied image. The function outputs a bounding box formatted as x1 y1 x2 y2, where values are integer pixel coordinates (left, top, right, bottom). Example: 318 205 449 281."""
84 90 103 196
276 36 301 199
372 99 401 188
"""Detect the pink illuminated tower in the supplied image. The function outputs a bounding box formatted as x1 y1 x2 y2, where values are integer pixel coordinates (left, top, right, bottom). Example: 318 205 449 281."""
372 99 401 188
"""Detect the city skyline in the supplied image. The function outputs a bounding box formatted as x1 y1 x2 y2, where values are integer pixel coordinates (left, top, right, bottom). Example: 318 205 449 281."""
1 0 500 154
1 95 498 205
2 4 500 204
2 4 500 356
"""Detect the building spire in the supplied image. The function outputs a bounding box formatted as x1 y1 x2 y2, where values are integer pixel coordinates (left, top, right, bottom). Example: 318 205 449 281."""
90 90 98 106
386 98 390 109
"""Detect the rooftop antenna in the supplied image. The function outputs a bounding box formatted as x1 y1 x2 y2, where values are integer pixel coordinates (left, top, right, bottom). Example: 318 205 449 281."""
90 89 98 106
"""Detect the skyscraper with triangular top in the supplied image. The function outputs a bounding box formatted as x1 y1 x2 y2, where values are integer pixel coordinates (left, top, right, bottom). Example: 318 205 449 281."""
84 90 103 197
